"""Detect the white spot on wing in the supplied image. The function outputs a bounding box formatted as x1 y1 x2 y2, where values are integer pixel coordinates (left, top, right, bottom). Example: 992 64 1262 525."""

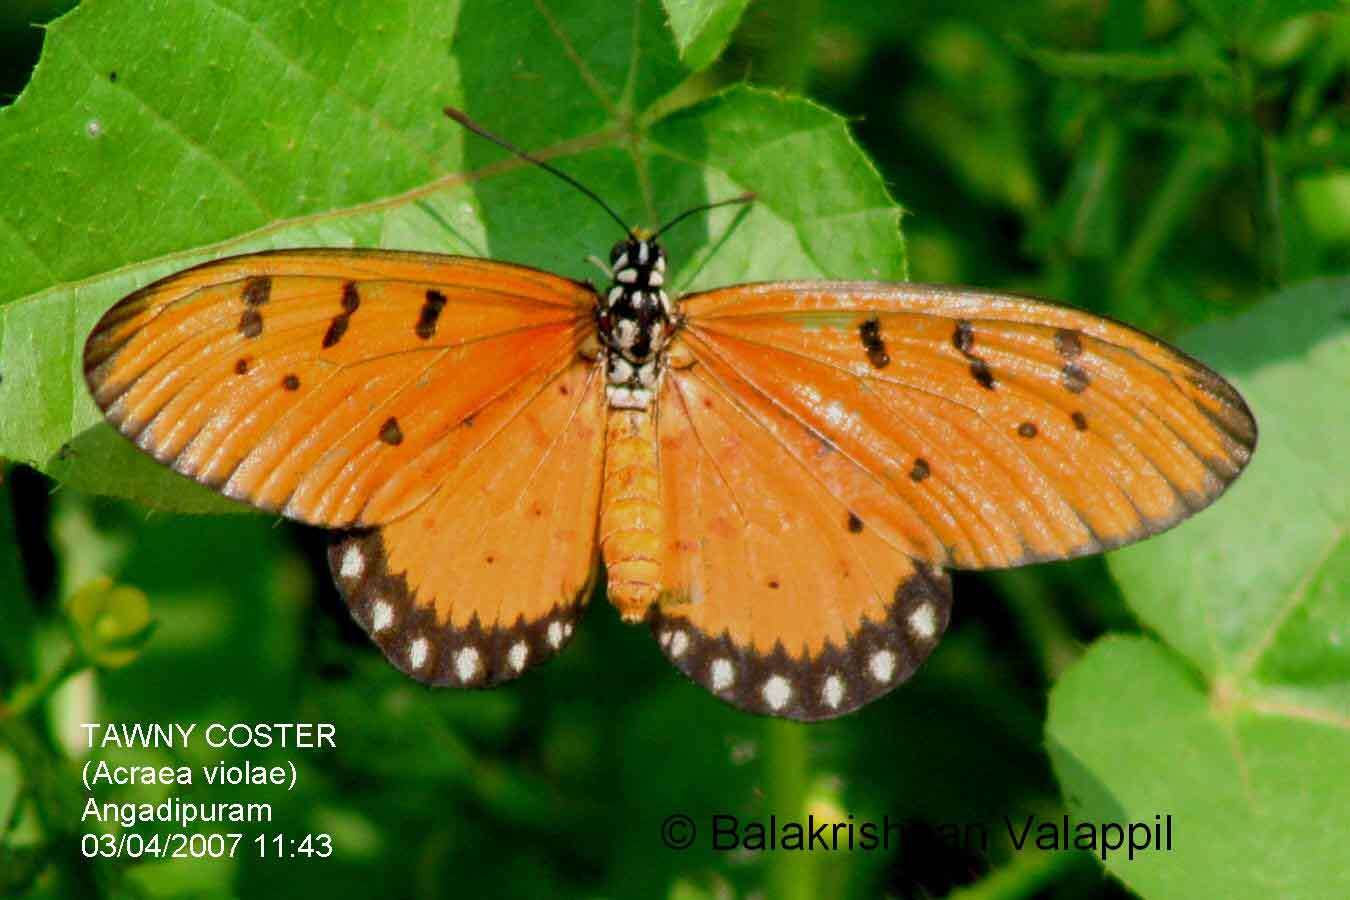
409 637 430 670
762 675 793 711
339 545 365 579
668 631 689 658
822 400 852 429
822 675 845 709
454 647 480 682
908 602 938 640
869 650 896 683
547 620 565 648
508 640 529 672
710 658 735 691
370 600 394 633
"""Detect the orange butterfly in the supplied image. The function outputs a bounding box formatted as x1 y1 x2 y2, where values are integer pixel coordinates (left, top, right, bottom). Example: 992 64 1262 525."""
83 108 1256 720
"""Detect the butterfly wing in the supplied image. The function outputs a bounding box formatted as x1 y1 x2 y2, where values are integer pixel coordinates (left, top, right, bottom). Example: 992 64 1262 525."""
85 249 596 527
652 365 952 720
649 281 1255 719
329 358 605 685
677 281 1256 570
87 248 606 684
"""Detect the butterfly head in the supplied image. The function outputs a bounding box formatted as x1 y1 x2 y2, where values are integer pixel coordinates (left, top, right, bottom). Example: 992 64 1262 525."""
609 233 666 289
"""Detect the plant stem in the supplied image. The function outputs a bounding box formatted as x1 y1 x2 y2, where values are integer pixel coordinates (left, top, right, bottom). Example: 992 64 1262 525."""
0 650 82 725
764 719 814 900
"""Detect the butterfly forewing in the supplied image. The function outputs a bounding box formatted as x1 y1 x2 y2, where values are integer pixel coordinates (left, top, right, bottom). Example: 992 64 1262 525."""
678 282 1256 570
84 249 595 527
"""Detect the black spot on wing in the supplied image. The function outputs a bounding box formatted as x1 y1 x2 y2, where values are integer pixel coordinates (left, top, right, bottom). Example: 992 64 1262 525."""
322 316 349 349
379 417 403 446
323 283 361 349
953 320 974 354
952 320 996 389
238 308 263 338
242 276 271 306
341 281 360 313
417 289 447 340
969 359 995 390
1054 328 1082 359
1062 363 1090 394
858 317 890 369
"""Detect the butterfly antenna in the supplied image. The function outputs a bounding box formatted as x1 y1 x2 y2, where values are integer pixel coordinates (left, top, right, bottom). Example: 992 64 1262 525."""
651 192 756 240
443 105 632 235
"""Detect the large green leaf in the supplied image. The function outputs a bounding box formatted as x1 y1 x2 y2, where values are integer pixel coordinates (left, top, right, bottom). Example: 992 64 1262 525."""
0 0 902 513
1048 279 1350 899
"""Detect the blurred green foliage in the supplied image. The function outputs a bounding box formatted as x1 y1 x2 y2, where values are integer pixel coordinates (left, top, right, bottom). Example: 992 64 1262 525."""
1 1 1347 898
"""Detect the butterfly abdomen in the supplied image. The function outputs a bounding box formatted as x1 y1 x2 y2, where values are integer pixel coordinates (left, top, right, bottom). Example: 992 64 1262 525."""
600 406 664 620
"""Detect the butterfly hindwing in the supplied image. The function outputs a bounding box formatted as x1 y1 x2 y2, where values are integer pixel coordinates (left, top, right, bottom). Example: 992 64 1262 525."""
328 358 606 685
678 282 1257 570
84 249 595 527
651 364 953 720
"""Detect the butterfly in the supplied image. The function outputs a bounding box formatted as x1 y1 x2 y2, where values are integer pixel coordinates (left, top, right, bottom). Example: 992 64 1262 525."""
82 107 1257 721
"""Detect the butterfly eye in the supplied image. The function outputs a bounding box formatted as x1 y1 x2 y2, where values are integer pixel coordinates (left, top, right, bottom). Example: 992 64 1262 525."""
609 241 630 265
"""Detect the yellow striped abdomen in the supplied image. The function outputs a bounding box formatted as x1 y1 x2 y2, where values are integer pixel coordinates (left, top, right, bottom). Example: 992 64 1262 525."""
601 406 663 620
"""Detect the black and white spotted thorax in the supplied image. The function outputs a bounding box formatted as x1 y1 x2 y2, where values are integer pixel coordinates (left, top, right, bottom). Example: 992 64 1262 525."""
595 236 674 409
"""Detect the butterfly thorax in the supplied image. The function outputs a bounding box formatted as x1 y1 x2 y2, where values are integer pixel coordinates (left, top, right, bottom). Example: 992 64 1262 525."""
595 236 672 410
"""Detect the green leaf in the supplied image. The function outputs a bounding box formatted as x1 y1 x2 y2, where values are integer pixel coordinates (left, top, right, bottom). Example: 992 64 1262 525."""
1048 279 1350 899
0 0 902 514
1049 636 1350 899
662 0 752 71
1114 279 1349 702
